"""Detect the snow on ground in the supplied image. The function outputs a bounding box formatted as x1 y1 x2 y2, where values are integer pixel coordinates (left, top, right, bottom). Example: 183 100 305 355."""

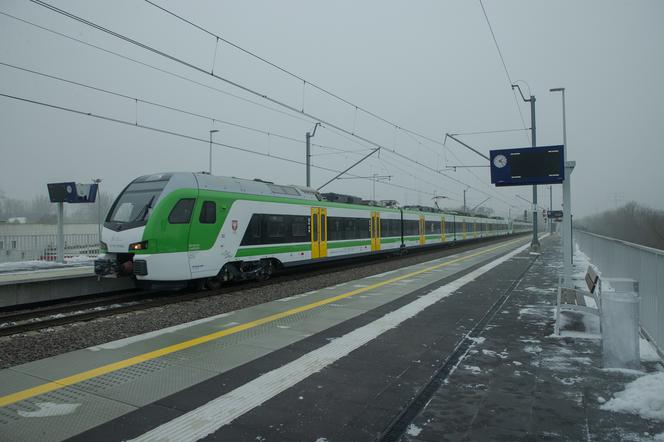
641 338 663 362
405 424 422 436
601 372 664 421
0 255 94 273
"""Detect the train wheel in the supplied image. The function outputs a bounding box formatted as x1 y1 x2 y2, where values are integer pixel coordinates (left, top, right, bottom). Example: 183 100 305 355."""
204 277 223 290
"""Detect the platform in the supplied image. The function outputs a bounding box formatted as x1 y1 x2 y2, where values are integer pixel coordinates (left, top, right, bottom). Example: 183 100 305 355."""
0 267 132 308
0 235 660 441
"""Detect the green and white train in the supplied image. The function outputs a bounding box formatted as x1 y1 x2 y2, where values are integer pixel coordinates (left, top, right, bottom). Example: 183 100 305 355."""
95 172 532 288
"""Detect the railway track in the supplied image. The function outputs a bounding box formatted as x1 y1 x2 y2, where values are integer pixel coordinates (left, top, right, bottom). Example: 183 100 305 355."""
0 235 526 337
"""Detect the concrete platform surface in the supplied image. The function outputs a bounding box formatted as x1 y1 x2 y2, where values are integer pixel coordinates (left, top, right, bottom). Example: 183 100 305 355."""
0 236 531 441
1 234 659 441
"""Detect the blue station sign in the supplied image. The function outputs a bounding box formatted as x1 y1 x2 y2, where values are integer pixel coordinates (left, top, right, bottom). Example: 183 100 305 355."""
490 145 565 187
47 182 98 203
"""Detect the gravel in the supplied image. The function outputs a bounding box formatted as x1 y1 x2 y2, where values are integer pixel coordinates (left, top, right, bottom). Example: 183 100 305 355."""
0 236 519 368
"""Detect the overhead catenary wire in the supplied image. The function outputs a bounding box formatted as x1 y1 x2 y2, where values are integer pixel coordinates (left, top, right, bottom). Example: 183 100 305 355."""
142 0 450 148
0 11 315 127
26 0 493 196
13 2 512 204
0 60 372 158
0 91 441 199
477 0 531 145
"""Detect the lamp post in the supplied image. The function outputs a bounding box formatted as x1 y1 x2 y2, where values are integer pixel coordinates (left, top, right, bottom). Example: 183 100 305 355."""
512 84 539 250
550 87 574 287
209 129 219 175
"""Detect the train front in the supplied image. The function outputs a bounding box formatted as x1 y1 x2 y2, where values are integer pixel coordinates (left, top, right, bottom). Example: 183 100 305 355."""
94 172 195 283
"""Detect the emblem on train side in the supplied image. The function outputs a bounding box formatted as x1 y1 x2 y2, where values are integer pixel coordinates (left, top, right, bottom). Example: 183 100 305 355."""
231 220 238 233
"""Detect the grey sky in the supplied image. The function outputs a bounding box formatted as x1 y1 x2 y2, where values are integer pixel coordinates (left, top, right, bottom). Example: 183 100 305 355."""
1 0 662 218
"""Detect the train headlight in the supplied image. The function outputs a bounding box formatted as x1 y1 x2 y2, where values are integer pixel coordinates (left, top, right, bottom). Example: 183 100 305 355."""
129 240 149 251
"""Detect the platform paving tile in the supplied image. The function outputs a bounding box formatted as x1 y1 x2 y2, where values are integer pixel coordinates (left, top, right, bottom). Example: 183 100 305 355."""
403 235 664 442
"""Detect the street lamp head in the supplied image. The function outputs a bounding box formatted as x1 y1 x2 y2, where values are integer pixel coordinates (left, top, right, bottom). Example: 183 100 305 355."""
549 87 565 92
210 129 219 134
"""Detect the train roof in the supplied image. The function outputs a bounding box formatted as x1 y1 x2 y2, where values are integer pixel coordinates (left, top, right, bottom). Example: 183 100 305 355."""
137 172 530 224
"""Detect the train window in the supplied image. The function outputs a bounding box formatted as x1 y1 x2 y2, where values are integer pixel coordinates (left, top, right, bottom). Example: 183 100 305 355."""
380 218 399 237
199 201 216 224
291 216 308 238
168 198 195 224
404 220 419 236
267 215 287 238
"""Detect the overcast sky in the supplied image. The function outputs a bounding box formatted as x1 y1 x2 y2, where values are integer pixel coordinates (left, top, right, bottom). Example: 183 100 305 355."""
1 0 662 219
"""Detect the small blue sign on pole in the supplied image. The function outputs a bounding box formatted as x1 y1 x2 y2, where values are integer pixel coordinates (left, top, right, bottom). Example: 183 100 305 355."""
490 145 565 187
47 182 98 203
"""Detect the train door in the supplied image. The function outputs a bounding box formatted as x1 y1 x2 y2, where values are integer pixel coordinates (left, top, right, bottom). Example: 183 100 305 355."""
310 207 327 258
419 216 426 245
370 211 381 251
473 222 477 239
441 216 446 242
462 220 467 240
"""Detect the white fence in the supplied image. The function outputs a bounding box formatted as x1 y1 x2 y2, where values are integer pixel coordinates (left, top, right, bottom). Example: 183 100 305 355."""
0 233 100 263
575 229 664 356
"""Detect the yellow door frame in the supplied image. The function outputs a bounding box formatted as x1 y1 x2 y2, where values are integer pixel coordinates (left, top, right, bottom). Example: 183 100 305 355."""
441 216 446 242
371 211 381 251
419 216 426 245
310 207 328 258
462 220 467 240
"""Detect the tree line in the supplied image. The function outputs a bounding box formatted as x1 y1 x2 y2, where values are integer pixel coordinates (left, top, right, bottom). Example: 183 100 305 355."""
576 202 664 250
0 190 116 224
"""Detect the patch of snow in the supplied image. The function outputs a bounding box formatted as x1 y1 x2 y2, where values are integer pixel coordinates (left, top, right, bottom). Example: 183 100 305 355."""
601 367 644 376
597 396 606 404
524 345 543 354
406 424 422 436
601 372 664 421
464 365 482 374
641 338 662 362
655 432 664 441
314 438 329 442
547 330 601 340
18 402 81 417
513 361 523 366
481 349 497 357
0 256 94 273
469 336 486 345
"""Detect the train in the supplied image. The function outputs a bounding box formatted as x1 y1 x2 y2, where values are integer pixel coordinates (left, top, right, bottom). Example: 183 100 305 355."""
94 172 532 288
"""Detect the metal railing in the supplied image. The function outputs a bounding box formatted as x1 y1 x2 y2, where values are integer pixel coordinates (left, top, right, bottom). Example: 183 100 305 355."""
575 229 664 356
0 233 100 263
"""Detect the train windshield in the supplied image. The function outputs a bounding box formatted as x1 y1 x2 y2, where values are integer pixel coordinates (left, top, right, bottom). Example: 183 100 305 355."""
107 180 167 225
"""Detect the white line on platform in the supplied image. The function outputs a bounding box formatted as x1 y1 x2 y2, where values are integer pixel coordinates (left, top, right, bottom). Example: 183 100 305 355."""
130 240 534 442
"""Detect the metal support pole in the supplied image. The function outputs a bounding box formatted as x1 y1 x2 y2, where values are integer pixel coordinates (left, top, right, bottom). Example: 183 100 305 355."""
306 123 320 188
463 189 467 214
530 96 540 249
306 132 311 187
551 87 574 287
57 202 64 263
549 185 553 234
209 129 219 175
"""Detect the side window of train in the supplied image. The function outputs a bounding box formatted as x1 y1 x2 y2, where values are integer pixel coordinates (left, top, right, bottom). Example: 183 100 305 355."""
267 215 287 239
199 201 216 224
240 214 263 246
168 198 195 224
291 216 308 239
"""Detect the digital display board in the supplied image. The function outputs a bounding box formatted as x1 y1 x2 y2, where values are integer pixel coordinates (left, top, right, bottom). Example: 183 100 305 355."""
490 145 564 187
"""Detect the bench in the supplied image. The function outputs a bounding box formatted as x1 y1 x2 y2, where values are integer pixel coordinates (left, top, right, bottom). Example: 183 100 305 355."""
554 266 601 335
